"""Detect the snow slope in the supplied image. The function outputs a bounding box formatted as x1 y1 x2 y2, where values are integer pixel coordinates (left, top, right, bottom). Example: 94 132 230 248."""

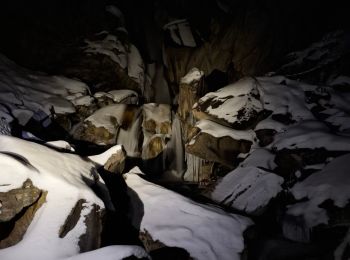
125 167 252 260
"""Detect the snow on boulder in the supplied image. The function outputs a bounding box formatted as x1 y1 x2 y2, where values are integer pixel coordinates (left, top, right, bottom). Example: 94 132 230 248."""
108 90 138 105
0 136 107 259
271 120 350 151
125 167 252 260
194 77 264 129
210 165 283 215
285 153 350 233
73 104 127 146
186 119 256 167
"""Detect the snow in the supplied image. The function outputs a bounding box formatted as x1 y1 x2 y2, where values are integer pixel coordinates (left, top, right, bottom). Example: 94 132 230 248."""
88 145 124 165
142 103 171 126
0 136 105 260
180 67 204 85
45 140 75 152
195 119 256 142
0 54 89 125
271 120 350 151
125 168 252 260
64 245 149 260
211 166 283 214
108 89 138 104
257 77 315 122
197 77 263 125
85 104 126 133
286 153 350 229
71 95 94 107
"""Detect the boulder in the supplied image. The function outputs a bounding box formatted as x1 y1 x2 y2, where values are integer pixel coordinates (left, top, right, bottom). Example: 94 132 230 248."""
186 120 255 168
72 104 127 146
211 166 284 215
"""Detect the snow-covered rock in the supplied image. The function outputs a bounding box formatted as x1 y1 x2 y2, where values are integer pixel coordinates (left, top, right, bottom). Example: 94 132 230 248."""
194 77 264 129
0 136 107 259
211 166 283 215
125 167 252 260
186 119 255 167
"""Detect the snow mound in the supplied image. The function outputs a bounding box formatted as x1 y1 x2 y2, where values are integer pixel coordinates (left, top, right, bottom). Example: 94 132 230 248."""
0 136 106 260
125 168 252 260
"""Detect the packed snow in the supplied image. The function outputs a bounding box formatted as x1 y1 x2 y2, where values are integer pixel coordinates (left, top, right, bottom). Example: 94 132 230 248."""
125 167 252 260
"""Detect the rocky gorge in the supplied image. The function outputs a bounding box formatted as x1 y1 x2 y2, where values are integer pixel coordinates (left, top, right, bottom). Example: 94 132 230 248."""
0 1 350 259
